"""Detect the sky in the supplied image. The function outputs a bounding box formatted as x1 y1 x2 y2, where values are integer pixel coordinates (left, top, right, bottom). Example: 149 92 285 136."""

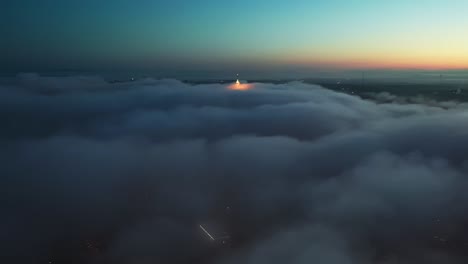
2 0 468 75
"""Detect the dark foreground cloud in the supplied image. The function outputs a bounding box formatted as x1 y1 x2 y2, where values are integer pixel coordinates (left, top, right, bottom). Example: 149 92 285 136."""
2 75 468 264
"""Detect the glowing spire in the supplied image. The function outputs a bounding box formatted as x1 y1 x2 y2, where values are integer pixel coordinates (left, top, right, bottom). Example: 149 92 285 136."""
228 73 253 90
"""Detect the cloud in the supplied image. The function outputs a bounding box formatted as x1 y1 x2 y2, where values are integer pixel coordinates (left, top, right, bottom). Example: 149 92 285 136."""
367 91 467 109
2 74 468 263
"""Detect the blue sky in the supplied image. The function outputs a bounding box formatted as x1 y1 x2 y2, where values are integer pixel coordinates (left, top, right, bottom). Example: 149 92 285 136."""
2 0 468 74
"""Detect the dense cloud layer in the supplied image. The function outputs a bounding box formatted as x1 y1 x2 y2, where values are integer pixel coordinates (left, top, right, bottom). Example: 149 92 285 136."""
2 75 468 264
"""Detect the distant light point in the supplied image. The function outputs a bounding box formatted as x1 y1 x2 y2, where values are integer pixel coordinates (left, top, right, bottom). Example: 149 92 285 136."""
228 73 254 90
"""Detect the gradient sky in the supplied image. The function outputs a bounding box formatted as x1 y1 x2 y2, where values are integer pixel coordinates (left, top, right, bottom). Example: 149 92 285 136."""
2 0 468 74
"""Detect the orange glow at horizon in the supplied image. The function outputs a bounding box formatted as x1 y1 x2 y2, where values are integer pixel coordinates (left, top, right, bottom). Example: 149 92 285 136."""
289 55 468 70
271 43 468 70
283 55 468 70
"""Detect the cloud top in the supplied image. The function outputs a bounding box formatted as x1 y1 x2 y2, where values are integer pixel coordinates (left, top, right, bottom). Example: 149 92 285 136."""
2 75 468 264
